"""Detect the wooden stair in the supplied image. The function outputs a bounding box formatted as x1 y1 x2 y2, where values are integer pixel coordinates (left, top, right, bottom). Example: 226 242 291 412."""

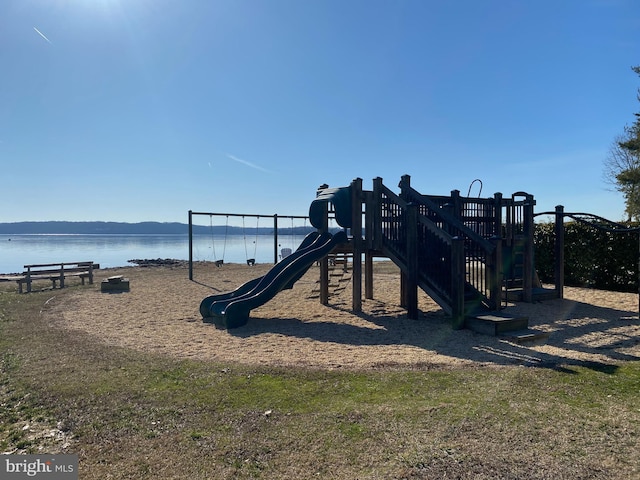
465 312 550 344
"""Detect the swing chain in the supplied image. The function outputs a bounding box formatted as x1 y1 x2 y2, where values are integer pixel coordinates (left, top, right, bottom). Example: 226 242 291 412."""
215 216 229 267
243 215 258 266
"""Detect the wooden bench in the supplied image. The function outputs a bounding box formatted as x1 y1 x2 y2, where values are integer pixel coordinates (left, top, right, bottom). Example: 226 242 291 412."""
16 261 96 293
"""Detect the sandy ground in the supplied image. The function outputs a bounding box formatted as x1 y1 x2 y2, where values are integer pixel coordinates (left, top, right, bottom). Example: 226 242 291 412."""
42 262 640 370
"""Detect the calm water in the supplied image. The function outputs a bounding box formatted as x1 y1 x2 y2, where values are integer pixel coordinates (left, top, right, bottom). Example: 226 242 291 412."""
0 234 308 274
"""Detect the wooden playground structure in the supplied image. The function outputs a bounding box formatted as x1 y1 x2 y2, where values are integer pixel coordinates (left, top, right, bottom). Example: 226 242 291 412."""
309 175 557 337
197 174 639 337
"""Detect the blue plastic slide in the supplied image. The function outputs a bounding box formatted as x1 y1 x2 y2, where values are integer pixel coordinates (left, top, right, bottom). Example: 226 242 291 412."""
200 231 348 328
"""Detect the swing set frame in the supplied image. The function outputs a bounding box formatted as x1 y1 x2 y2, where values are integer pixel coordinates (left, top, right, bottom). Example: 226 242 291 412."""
187 210 310 280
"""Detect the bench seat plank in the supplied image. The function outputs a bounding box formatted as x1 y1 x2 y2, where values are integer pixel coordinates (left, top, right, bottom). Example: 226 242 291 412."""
20 261 95 293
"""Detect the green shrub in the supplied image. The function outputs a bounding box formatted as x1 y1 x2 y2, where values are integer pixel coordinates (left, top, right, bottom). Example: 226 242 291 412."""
534 221 639 292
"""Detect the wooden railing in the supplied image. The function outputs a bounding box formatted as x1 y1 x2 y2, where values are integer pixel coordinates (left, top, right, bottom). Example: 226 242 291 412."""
372 180 466 326
371 177 502 327
400 182 501 312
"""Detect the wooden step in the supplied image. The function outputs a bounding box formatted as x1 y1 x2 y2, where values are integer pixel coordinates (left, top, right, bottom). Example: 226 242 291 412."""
465 312 529 336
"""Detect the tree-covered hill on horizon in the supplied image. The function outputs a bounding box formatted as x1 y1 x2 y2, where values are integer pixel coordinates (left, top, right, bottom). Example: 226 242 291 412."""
0 221 315 236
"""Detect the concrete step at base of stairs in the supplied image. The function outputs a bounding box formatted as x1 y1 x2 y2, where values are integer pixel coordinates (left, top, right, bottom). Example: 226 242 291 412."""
465 312 550 344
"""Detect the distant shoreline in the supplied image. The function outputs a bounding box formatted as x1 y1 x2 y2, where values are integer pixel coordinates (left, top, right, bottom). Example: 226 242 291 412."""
0 221 315 236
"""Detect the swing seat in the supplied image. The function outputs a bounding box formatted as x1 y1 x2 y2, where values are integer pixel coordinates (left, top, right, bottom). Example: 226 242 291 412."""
215 260 224 267
246 258 255 266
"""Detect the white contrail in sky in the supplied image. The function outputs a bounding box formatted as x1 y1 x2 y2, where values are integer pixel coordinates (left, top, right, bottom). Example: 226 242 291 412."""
33 27 52 44
226 154 270 172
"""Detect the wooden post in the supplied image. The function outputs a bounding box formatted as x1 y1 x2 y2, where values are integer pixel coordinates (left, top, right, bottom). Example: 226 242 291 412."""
554 205 564 299
451 237 465 328
365 252 374 299
372 177 384 251
319 203 329 305
399 174 411 195
522 194 535 302
363 190 373 251
364 189 374 300
351 178 363 313
59 263 65 289
488 236 502 310
400 272 407 309
405 203 419 320
450 189 462 221
493 193 503 239
26 267 32 293
398 176 416 315
491 193 504 309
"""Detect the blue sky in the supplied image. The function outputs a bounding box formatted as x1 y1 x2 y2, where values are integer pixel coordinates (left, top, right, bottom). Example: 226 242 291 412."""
1 0 639 223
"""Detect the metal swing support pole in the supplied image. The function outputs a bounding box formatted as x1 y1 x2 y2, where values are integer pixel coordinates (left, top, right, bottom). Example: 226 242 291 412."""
274 214 278 264
188 210 194 280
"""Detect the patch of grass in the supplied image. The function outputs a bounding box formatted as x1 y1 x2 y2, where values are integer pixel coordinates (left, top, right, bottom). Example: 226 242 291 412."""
1 288 639 478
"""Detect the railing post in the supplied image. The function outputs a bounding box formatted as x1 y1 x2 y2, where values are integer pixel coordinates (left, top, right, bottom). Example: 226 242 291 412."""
488 236 503 310
554 205 564 299
364 189 375 300
451 237 465 329
399 174 411 194
493 193 503 239
450 189 462 221
405 203 419 320
523 194 535 302
372 177 384 251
